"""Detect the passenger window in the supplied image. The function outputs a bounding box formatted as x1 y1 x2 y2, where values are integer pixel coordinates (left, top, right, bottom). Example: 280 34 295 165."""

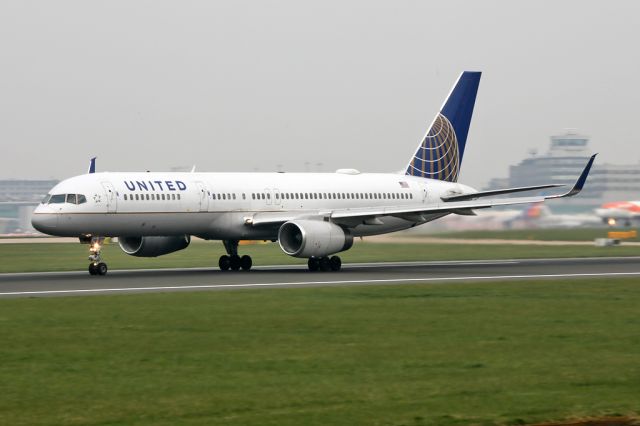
124 194 128 201
242 193 246 200
177 194 181 200
410 193 413 199
161 194 165 200
233 194 236 200
146 194 150 200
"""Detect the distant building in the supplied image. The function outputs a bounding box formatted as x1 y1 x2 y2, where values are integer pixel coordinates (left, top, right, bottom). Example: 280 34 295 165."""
488 131 640 212
0 179 59 202
0 179 58 234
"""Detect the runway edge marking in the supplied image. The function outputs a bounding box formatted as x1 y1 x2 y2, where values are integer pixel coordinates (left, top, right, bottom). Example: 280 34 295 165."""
2 271 640 297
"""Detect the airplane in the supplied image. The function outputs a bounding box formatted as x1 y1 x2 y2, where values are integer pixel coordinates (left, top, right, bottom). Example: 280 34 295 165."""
595 201 640 227
504 203 601 229
415 202 600 232
31 71 597 276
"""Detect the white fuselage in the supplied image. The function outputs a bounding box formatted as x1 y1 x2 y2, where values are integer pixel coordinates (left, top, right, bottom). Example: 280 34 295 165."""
32 171 476 240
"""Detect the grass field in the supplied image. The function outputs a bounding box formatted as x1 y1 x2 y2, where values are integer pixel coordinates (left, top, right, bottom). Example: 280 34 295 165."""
1 239 640 273
1 278 639 425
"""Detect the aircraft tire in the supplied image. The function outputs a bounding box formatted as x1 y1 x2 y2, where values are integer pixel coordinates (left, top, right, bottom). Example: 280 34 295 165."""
308 257 320 272
97 262 108 276
319 257 331 272
230 255 241 271
240 255 252 271
219 255 231 271
89 263 97 275
330 256 342 271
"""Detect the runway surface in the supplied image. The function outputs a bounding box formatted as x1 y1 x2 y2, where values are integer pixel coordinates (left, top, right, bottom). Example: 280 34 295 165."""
1 256 639 298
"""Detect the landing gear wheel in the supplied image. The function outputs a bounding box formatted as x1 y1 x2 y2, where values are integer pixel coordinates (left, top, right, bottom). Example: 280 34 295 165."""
319 257 331 272
330 256 342 272
87 236 106 276
240 255 252 271
96 262 108 276
219 255 231 271
308 257 320 272
230 255 241 271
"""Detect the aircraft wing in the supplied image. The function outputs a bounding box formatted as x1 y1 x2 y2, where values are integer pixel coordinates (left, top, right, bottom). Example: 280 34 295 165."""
440 183 564 202
249 154 596 227
332 154 595 221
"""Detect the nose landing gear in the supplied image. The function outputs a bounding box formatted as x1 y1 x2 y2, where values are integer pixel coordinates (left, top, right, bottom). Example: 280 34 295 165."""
219 240 252 271
88 237 108 276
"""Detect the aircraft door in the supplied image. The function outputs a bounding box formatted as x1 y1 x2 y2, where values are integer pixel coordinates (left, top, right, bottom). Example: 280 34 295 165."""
195 181 209 212
418 182 428 202
101 182 117 213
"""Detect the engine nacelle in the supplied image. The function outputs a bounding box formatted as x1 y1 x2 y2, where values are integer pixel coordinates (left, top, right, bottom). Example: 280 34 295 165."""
118 235 191 257
278 220 353 258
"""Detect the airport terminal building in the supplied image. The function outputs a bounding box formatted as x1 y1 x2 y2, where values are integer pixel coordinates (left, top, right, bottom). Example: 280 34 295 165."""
488 131 640 213
0 179 58 234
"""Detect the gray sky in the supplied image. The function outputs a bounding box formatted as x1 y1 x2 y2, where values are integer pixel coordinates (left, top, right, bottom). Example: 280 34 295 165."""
1 0 638 186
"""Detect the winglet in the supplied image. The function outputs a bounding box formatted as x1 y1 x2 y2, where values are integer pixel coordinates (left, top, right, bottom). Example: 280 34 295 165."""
548 154 596 199
88 157 96 174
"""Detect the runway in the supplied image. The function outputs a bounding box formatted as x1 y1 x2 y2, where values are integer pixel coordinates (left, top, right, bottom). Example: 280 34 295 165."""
1 256 639 298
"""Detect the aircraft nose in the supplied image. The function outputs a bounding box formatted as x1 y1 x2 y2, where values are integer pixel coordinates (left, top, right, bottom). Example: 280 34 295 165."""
31 206 59 234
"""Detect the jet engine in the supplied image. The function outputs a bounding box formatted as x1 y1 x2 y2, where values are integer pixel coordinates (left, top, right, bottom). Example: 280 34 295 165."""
278 220 353 258
118 235 191 257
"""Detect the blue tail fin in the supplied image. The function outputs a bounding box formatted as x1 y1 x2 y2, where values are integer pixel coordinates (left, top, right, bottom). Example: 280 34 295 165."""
88 157 96 174
405 71 481 182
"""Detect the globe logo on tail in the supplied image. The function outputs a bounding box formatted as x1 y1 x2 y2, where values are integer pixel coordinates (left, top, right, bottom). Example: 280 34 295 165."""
406 113 460 182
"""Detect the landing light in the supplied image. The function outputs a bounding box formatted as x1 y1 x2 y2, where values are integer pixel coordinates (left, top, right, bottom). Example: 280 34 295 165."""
608 218 616 226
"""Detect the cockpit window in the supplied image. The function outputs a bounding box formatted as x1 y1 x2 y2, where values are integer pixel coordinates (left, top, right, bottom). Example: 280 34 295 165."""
47 194 87 204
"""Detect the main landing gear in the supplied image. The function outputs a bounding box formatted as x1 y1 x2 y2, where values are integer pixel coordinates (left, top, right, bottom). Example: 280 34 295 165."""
307 256 342 272
219 240 252 271
88 237 108 276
